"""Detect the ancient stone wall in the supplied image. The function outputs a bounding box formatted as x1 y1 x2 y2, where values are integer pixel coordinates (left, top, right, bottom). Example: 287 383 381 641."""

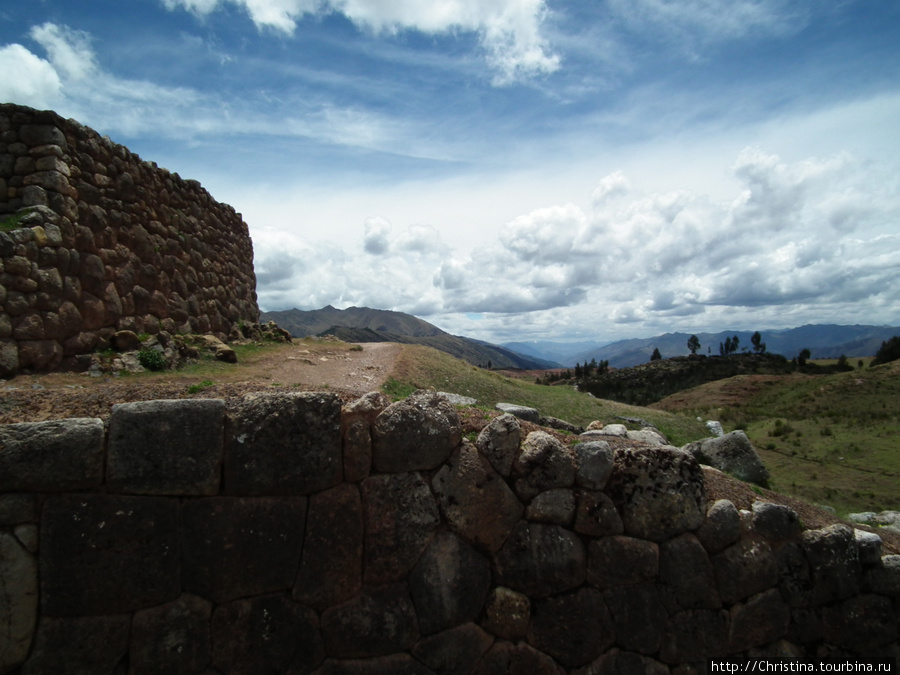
0 104 258 377
0 390 898 673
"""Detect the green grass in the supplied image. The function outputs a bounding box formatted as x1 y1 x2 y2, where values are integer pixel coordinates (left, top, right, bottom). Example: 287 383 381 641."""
658 360 900 515
386 345 710 446
0 209 33 232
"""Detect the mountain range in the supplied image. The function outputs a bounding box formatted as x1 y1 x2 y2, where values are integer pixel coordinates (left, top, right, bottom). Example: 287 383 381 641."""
259 306 559 370
507 324 900 369
260 306 899 371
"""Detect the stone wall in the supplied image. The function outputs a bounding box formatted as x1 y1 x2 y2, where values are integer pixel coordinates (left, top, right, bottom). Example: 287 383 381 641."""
0 103 258 377
0 390 897 674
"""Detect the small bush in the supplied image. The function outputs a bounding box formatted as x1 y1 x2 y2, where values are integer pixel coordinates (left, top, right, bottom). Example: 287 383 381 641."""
138 348 167 371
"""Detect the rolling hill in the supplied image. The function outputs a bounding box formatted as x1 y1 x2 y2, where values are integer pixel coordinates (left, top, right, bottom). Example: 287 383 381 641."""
260 306 560 370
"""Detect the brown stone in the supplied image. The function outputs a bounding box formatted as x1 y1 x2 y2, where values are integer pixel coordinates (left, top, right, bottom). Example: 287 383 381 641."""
527 587 614 666
411 623 494 675
130 594 212 675
21 615 130 674
573 489 623 537
603 583 667 655
0 532 37 673
659 533 721 612
513 431 576 501
320 584 419 659
587 536 659 590
712 536 780 605
471 641 562 675
493 522 586 598
483 587 530 640
728 588 790 653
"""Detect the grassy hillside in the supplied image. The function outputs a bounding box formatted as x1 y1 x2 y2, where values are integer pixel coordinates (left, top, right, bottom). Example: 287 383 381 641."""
651 360 900 515
386 344 709 447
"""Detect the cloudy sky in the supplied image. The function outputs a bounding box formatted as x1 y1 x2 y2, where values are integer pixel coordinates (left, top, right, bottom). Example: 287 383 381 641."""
2 1 899 345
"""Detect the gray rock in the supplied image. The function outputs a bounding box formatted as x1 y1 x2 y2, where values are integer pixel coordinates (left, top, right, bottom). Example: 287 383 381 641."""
706 420 725 437
472 640 562 675
181 496 307 603
822 593 898 653
591 423 627 437
752 502 802 541
211 595 324 673
362 472 440 584
373 390 462 472
226 391 342 495
21 615 130 675
711 536 779 605
573 441 614 490
800 524 861 605
0 417 104 492
315 654 434 675
573 490 623 537
130 594 212 675
659 533 721 612
494 522 586 598
409 532 491 635
625 428 669 445
321 584 419 659
865 554 900 596
437 391 477 406
603 583 667 655
476 413 521 477
513 431 576 502
587 535 659 589
107 398 224 496
696 498 742 554
682 430 769 486
495 402 540 423
294 483 363 611
341 391 390 482
604 447 706 542
526 488 576 525
433 443 523 553
659 608 730 663
539 415 584 434
411 623 494 675
0 493 37 525
40 494 181 615
848 512 878 524
855 528 884 566
574 651 669 675
483 587 530 640
527 588 614 667
0 533 37 673
728 588 790 653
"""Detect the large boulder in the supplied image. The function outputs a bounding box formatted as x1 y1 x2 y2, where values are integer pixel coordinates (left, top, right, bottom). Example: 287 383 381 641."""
372 390 461 472
682 430 769 486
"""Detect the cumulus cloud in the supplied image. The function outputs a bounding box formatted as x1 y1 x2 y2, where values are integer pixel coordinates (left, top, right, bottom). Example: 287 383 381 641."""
255 147 900 343
160 0 559 83
0 43 62 109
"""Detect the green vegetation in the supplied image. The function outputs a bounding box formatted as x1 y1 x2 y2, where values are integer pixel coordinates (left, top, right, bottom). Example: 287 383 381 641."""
385 345 709 446
137 348 167 371
659 359 900 515
872 335 900 366
0 209 32 232
187 380 215 394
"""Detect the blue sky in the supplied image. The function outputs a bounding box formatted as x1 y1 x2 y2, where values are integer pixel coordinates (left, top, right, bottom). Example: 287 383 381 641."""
2 0 899 344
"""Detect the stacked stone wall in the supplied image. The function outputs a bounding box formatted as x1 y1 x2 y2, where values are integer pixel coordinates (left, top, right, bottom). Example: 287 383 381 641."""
0 390 897 673
0 103 258 376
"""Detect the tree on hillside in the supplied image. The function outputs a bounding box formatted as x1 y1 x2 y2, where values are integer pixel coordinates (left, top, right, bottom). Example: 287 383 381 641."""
751 331 766 354
687 334 701 355
872 336 900 366
798 347 811 366
650 347 662 361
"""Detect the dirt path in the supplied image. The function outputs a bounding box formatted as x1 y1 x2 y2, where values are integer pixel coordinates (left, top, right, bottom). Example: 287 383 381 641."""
0 340 401 424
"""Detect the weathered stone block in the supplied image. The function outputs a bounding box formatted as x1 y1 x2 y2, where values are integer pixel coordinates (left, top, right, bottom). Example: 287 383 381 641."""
865 554 900 596
433 443 522 553
525 488 576 525
752 501 802 541
712 536 779 605
683 430 769 485
372 389 461 472
587 535 659 590
855 528 884 567
604 447 705 542
659 609 730 663
0 417 104 491
411 623 494 675
315 654 434 675
471 640 561 675
0 532 37 673
493 522 585 598
212 595 324 674
409 531 491 635
21 615 130 675
603 583 666 655
107 398 224 495
476 413 521 476
659 532 721 612
822 593 897 653
728 588 790 653
320 584 419 659
293 483 364 611
362 472 440 584
696 498 742 554
483 587 530 640
573 440 614 490
573 489 623 537
182 496 307 603
527 588 614 666
226 391 342 495
341 391 390 483
513 431 576 502
575 651 669 675
800 524 861 606
40 494 180 616
130 594 212 675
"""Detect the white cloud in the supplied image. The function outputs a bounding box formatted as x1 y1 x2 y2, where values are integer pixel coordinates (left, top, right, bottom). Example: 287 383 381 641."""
0 44 62 109
29 23 98 81
160 0 560 83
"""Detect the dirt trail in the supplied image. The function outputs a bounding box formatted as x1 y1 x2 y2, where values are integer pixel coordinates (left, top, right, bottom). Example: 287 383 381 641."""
0 341 401 424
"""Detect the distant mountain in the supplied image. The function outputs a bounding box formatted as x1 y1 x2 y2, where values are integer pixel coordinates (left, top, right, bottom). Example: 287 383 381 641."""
569 324 900 369
260 306 560 370
503 340 606 365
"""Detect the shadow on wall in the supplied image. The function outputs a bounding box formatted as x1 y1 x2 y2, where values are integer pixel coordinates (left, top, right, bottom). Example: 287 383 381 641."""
0 389 898 673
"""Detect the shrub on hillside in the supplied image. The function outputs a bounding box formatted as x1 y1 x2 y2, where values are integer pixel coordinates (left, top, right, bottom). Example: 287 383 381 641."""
138 348 167 371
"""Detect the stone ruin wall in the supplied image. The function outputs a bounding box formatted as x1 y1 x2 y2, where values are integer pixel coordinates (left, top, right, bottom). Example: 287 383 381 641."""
0 390 897 674
0 103 259 377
